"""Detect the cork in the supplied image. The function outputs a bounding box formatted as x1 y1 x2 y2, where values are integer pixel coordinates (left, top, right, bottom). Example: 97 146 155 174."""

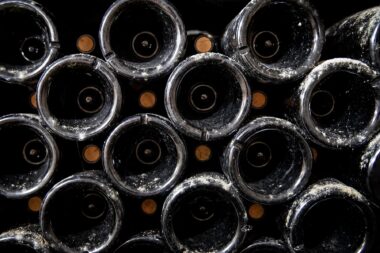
139 91 157 109
195 35 213 53
141 199 157 215
195 145 212 162
76 34 96 53
28 196 42 212
83 144 101 164
30 92 37 109
248 203 265 219
252 91 267 109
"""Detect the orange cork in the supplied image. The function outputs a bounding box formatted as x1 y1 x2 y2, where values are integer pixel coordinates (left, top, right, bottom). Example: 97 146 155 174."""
141 199 158 215
195 145 212 162
76 34 96 53
28 196 42 212
139 91 157 109
30 92 37 109
194 35 213 53
248 203 265 220
83 144 101 164
252 91 267 109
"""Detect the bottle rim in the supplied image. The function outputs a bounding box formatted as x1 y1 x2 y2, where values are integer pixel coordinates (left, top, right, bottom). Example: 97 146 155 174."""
0 0 59 84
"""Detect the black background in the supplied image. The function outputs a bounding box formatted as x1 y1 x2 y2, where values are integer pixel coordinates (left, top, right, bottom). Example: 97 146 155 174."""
0 0 379 252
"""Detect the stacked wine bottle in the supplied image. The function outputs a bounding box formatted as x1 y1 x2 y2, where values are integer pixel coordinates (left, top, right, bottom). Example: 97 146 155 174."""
0 0 379 252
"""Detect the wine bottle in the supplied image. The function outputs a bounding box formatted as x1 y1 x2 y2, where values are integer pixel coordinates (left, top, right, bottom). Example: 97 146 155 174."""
284 179 377 253
241 238 289 253
36 54 122 141
0 114 59 199
325 7 380 71
360 132 380 204
99 0 186 81
223 116 312 204
103 113 187 197
161 172 248 253
0 0 59 84
114 231 170 253
222 0 324 83
0 225 50 253
40 170 124 253
165 52 251 141
292 58 380 149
